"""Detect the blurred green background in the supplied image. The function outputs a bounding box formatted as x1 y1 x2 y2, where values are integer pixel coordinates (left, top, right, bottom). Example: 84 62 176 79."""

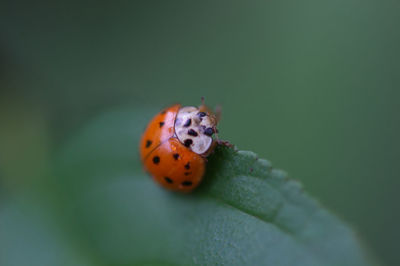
0 1 399 265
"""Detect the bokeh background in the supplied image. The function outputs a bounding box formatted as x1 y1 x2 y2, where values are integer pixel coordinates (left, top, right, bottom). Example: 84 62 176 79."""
1 1 399 265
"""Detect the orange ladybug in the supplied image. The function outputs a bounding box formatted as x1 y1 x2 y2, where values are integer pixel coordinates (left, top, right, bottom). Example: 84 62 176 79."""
140 101 219 192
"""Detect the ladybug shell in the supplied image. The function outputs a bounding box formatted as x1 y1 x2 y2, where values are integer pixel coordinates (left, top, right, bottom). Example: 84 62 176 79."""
140 104 206 192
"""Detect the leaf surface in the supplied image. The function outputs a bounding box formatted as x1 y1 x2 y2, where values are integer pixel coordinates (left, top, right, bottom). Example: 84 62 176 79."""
53 106 372 266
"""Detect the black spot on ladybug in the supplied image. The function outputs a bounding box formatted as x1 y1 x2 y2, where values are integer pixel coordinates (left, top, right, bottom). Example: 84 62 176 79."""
161 110 166 114
188 129 198 137
152 156 160 164
183 119 191 127
164 177 173 184
198 112 206 117
184 172 191 176
159 122 165 128
182 181 193 186
145 140 152 148
173 153 180 160
184 162 190 170
204 127 214 136
184 139 193 147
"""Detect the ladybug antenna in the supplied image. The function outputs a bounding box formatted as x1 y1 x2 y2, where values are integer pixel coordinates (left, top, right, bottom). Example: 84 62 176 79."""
215 104 222 123
201 96 205 106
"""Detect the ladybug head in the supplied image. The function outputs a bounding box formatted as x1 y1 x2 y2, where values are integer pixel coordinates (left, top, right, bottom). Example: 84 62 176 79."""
174 103 219 156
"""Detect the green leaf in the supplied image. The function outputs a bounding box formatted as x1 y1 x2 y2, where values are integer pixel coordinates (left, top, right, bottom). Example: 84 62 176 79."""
54 106 373 266
0 196 91 266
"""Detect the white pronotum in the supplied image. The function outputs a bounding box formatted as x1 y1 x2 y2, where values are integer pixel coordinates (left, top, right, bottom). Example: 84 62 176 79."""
174 106 215 155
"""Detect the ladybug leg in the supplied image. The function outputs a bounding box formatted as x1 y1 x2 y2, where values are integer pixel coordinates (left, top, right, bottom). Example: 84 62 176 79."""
216 139 234 148
213 128 233 148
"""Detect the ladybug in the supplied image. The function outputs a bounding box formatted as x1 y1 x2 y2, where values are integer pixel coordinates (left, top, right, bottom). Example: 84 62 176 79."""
140 101 220 192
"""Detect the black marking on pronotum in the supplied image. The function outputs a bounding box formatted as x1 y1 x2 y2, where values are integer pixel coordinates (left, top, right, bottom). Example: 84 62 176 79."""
184 162 190 170
184 172 191 176
204 127 214 136
182 181 193 186
173 153 180 160
183 119 192 127
198 112 206 117
184 139 193 147
188 129 198 137
159 122 165 128
152 156 160 164
145 140 152 148
164 177 173 184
